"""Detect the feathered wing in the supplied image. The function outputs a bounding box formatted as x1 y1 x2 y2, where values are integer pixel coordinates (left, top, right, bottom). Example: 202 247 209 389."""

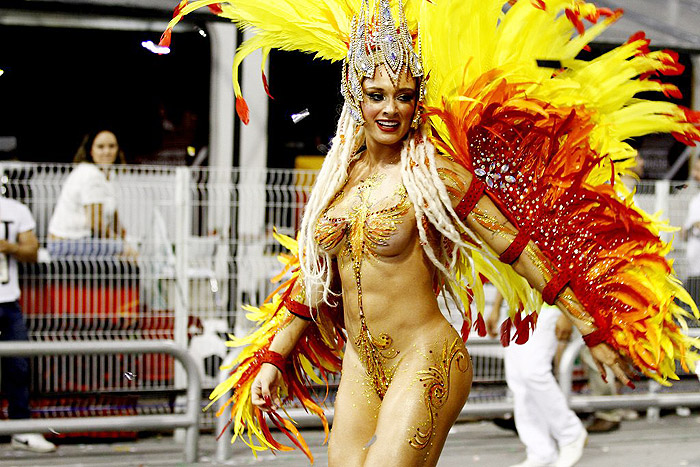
159 0 423 123
207 232 344 462
422 0 700 383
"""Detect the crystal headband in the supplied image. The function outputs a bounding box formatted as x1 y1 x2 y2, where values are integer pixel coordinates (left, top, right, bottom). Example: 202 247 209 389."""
341 0 425 125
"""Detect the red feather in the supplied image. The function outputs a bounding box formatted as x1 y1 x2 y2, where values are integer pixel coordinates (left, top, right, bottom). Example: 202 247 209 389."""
500 319 512 347
262 71 274 100
461 319 471 342
597 7 617 17
173 0 189 17
565 9 585 35
531 0 546 10
236 96 250 125
208 3 223 14
627 31 651 56
158 29 172 48
256 409 289 451
514 313 533 345
659 50 685 76
474 312 487 337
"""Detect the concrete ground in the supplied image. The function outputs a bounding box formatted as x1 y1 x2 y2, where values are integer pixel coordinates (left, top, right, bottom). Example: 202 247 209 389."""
2 412 700 466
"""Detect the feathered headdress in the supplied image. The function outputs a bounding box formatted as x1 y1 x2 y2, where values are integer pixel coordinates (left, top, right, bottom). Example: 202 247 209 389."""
159 0 424 124
340 0 424 123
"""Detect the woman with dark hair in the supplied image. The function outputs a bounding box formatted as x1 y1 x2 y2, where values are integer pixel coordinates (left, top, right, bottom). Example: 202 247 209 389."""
72 129 127 166
47 129 132 256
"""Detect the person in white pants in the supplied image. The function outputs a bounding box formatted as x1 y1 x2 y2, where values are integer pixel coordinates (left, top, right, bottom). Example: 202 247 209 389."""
488 297 587 467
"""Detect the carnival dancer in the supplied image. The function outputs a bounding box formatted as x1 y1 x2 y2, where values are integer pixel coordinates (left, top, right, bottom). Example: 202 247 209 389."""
161 1 700 465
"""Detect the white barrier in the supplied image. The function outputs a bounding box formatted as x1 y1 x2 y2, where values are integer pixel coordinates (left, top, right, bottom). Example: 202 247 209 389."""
0 162 697 431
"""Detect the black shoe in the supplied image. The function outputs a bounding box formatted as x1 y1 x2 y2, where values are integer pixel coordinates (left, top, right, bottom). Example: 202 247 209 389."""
493 417 518 434
586 417 620 433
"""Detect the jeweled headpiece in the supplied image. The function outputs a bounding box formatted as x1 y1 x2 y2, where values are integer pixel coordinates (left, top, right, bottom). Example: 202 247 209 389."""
341 0 425 124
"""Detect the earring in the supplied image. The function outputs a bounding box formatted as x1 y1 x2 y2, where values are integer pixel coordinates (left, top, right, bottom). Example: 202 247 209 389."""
411 107 422 129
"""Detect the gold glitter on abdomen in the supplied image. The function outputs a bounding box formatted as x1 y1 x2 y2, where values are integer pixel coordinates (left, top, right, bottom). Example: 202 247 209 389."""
316 173 410 398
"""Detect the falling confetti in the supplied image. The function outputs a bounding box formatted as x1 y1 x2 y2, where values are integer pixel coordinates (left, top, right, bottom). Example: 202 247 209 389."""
124 371 136 381
291 108 310 124
364 434 377 448
48 428 60 435
141 40 170 55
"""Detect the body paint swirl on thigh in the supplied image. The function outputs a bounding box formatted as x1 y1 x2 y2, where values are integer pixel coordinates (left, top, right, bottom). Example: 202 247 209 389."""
410 337 470 450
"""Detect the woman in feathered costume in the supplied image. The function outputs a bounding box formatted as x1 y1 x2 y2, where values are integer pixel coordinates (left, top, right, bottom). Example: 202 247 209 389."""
162 0 700 464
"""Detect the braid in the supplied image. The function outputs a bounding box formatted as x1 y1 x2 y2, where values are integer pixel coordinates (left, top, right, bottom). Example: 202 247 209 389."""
299 105 363 304
400 126 486 313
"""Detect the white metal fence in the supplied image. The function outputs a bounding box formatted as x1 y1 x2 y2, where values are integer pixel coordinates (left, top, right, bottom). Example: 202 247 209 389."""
1 162 317 422
1 162 698 423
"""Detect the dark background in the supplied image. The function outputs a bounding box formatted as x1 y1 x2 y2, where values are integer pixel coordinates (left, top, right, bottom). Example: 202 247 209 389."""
266 50 342 169
0 23 694 177
0 25 211 164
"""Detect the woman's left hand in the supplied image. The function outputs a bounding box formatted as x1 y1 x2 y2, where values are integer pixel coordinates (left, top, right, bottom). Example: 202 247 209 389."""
589 343 637 388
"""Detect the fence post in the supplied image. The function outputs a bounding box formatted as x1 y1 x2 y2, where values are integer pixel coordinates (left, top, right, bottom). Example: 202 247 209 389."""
655 179 671 243
215 349 240 462
174 167 191 441
0 340 201 463
234 168 266 337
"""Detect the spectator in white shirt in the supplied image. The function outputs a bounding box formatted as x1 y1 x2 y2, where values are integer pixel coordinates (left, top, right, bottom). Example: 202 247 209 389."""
47 129 133 257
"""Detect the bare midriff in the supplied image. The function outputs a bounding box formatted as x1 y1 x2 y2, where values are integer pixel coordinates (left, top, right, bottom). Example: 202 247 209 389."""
315 170 464 399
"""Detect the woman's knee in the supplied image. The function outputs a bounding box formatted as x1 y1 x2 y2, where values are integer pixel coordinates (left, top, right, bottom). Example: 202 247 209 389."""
327 425 369 467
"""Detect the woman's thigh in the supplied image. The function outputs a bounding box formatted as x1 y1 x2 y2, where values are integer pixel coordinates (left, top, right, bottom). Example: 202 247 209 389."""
328 347 382 467
364 337 473 467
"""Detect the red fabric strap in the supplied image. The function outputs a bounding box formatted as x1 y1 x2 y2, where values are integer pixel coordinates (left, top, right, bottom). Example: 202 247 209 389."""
542 271 570 305
283 296 313 321
582 327 611 347
261 349 286 373
455 178 486 220
499 229 530 264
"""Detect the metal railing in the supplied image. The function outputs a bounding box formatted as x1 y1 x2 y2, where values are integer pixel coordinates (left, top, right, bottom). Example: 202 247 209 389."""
214 333 700 462
0 340 201 463
0 162 696 434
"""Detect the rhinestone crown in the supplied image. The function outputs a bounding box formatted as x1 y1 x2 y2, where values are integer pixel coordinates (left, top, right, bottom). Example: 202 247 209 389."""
341 0 425 124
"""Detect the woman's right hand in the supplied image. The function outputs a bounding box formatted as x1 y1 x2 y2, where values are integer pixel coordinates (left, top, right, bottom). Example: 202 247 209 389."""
251 363 284 411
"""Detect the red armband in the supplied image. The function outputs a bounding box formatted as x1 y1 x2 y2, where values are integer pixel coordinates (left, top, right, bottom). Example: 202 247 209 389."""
542 271 570 305
261 349 286 373
283 296 314 321
499 229 530 264
582 327 611 347
455 178 486 220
